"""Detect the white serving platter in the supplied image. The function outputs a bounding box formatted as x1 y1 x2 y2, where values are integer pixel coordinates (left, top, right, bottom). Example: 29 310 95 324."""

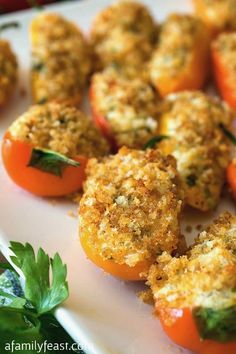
0 1 235 354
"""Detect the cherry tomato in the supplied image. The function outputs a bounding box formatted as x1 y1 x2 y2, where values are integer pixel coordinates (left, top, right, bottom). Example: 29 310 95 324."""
212 44 236 110
158 307 236 354
2 132 87 197
80 232 152 281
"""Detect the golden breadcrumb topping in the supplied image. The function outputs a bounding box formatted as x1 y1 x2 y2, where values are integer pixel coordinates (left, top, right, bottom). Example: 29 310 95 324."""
158 91 233 211
0 40 17 106
9 103 109 158
91 68 160 148
90 0 156 43
194 0 236 33
30 12 91 104
79 147 184 267
90 1 156 75
148 212 236 311
149 14 208 82
91 27 153 76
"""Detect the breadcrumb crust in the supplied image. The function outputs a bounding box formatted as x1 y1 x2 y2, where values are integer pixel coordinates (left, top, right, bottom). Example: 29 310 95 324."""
79 147 184 267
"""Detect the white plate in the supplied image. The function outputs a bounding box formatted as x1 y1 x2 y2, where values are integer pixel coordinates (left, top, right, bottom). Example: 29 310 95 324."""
0 1 235 354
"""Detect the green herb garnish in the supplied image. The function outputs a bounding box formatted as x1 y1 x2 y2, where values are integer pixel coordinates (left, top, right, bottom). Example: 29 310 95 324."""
186 174 197 187
27 0 44 10
32 61 45 72
219 123 236 145
194 306 236 342
143 135 169 150
37 97 47 104
0 242 81 353
28 148 80 177
0 22 20 34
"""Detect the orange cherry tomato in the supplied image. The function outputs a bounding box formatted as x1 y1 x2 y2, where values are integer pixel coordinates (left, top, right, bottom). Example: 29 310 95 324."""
158 307 236 354
157 40 209 97
227 161 236 199
212 44 236 110
80 233 152 281
2 132 87 197
89 86 117 152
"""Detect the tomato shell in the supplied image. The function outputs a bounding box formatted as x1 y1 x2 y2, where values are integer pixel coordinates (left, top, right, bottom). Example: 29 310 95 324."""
80 232 152 281
158 307 236 354
2 132 87 197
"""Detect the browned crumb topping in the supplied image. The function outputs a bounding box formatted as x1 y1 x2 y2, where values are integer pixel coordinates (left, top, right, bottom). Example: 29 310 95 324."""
91 0 156 44
91 68 160 148
158 91 233 211
0 40 17 106
30 12 91 104
148 212 236 310
9 103 109 158
149 14 208 81
90 1 156 75
79 147 184 267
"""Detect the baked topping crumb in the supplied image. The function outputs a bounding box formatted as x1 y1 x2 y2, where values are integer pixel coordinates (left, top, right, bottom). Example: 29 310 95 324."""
79 147 184 266
30 12 91 104
149 14 208 81
0 40 17 106
91 68 160 148
9 103 109 158
148 212 236 310
158 91 233 211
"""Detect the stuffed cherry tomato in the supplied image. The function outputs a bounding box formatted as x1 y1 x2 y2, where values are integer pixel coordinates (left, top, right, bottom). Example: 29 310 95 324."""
30 13 91 106
79 147 185 281
148 212 236 353
211 32 236 110
2 103 109 197
90 69 160 150
90 1 156 75
158 91 233 211
193 0 236 36
149 14 210 96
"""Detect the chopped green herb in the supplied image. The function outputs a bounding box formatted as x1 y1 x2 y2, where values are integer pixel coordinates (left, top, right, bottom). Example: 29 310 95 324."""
0 22 20 34
32 62 45 72
143 135 169 150
37 97 47 104
186 174 197 187
28 148 80 177
219 123 236 145
194 306 236 342
27 0 44 10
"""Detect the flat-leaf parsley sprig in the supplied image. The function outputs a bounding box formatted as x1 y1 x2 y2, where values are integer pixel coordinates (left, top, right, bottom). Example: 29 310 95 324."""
0 242 80 354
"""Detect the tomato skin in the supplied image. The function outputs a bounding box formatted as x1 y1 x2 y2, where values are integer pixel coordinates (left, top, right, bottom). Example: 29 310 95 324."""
89 86 118 152
227 161 236 199
158 307 236 354
80 233 152 281
2 132 87 197
212 45 236 110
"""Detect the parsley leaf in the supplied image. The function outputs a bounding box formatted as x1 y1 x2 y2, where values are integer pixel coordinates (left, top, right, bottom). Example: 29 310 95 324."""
219 123 236 145
28 148 80 177
9 242 68 315
143 135 169 150
194 306 236 342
